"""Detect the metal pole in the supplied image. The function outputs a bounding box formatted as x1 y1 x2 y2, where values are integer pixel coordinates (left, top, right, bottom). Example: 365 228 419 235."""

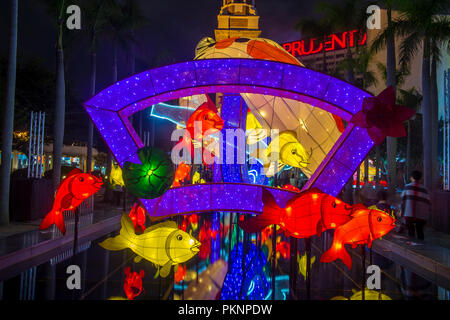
28 111 33 178
32 114 37 178
35 112 41 179
40 113 45 178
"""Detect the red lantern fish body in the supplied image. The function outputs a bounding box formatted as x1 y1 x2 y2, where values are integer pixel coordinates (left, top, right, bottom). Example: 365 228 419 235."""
282 184 301 193
39 169 103 235
123 267 145 300
198 222 212 260
129 203 146 232
172 162 191 187
177 96 224 162
174 265 187 283
320 209 395 269
238 188 357 238
188 214 198 231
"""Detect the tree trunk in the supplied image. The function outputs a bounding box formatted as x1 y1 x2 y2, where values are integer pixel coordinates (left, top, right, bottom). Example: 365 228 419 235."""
422 40 432 191
52 46 66 191
431 57 439 189
0 0 18 226
386 7 397 194
87 51 96 173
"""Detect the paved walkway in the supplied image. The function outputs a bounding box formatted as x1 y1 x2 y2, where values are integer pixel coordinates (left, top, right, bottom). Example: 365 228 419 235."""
373 227 450 290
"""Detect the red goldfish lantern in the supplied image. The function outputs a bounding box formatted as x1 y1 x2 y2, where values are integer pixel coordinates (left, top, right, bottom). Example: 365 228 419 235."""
282 184 301 193
238 188 359 238
180 216 188 232
129 203 146 232
123 267 145 300
39 169 103 235
174 264 187 283
188 214 198 231
176 96 224 163
172 162 191 187
276 241 290 260
198 221 212 260
321 209 395 269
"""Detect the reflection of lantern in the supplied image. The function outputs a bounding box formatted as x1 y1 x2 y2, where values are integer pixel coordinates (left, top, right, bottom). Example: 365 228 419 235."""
123 267 145 300
123 147 175 199
99 214 200 278
297 252 316 280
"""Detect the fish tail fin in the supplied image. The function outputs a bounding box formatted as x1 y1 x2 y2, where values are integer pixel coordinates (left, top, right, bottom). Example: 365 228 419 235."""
39 210 66 235
238 188 281 233
99 213 134 251
320 241 352 270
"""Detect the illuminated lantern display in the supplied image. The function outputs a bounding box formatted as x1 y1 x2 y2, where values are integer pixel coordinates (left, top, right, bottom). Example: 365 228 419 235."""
238 188 356 238
350 86 415 145
123 267 145 300
282 184 301 193
320 209 396 269
110 162 125 188
192 171 205 184
39 169 103 235
276 241 290 260
188 214 198 232
172 162 191 187
331 289 392 300
122 147 175 199
297 252 316 280
221 243 271 300
198 221 217 261
174 264 187 284
129 203 147 232
194 37 345 179
99 214 201 278
175 96 224 163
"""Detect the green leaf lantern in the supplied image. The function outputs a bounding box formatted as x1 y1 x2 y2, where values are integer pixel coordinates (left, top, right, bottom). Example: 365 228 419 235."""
123 147 175 199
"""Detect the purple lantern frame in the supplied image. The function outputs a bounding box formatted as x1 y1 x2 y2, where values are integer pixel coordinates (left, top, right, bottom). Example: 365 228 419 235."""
84 58 374 217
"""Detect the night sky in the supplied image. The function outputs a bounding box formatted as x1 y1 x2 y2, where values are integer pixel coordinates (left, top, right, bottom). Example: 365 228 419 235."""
0 0 337 149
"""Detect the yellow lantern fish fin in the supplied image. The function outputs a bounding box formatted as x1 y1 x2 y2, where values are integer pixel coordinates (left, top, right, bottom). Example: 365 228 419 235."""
160 261 172 278
134 256 143 263
154 268 160 279
144 220 178 233
99 213 135 251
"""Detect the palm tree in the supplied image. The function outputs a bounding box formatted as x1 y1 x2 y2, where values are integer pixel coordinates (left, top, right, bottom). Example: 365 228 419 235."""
372 0 450 190
42 0 74 191
82 0 112 173
0 0 18 226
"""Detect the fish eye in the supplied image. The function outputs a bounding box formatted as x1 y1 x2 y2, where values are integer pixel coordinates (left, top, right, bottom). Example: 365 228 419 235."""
79 177 84 182
291 150 296 155
331 202 336 208
177 235 183 241
377 217 382 222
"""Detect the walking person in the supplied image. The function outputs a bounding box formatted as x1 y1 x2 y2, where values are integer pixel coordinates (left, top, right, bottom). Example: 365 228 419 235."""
401 171 430 241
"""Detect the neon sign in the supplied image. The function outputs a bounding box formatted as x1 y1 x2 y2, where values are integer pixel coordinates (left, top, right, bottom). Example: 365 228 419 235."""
282 30 367 57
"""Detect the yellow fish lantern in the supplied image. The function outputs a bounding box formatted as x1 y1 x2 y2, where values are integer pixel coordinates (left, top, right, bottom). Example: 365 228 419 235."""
110 162 125 187
192 172 205 184
297 252 316 280
258 131 312 177
246 111 267 145
99 214 201 278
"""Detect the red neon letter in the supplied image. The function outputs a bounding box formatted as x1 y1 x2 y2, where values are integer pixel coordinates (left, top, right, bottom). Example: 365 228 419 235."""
282 43 292 55
332 32 347 50
291 41 303 57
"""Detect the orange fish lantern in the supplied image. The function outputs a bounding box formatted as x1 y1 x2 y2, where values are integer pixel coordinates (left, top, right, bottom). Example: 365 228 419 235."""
129 203 146 232
177 96 224 163
39 169 103 235
282 184 301 193
123 267 145 300
174 264 187 283
238 188 358 238
320 209 395 269
180 216 188 232
172 162 191 187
